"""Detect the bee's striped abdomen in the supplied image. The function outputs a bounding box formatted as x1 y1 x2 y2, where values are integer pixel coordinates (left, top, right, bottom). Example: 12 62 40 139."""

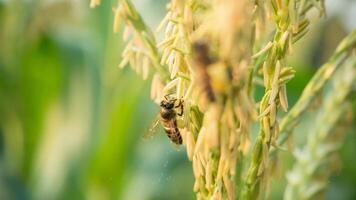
160 98 184 145
161 118 182 145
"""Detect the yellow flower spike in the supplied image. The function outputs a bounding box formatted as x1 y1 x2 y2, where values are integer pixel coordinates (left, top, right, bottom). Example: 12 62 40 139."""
279 84 289 112
113 6 122 33
186 131 196 161
263 116 271 142
270 102 277 126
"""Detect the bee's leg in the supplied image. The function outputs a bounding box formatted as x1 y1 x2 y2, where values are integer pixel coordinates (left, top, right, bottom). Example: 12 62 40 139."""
175 99 183 108
178 105 184 116
176 99 184 116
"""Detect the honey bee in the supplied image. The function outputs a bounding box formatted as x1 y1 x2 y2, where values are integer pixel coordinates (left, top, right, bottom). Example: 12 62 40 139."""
147 95 184 145
160 95 184 145
192 41 216 102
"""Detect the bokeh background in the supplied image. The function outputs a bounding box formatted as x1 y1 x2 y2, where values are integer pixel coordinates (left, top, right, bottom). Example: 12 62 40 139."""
0 0 355 199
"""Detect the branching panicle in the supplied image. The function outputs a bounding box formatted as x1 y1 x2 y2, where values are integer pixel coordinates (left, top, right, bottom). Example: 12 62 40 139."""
90 1 356 200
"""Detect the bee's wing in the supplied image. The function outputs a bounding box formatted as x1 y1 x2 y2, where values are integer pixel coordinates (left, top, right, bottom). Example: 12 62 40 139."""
143 114 161 140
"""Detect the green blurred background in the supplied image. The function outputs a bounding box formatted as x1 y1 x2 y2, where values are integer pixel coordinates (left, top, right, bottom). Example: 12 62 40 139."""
0 0 355 199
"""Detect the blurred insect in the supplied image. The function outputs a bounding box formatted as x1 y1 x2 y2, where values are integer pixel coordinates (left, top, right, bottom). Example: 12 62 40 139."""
147 95 184 145
192 41 216 102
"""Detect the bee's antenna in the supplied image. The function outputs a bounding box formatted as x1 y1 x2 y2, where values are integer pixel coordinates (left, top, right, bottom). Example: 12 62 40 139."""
164 94 169 100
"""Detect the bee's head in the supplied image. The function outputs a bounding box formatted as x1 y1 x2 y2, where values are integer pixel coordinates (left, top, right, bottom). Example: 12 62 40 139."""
160 99 175 109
